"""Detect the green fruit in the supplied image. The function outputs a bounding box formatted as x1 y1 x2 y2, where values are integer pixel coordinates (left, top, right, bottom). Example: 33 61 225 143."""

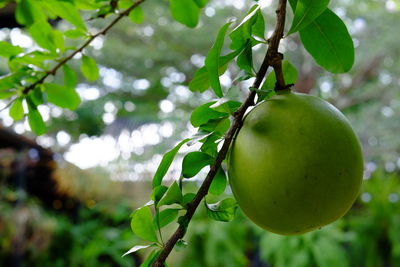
228 90 363 235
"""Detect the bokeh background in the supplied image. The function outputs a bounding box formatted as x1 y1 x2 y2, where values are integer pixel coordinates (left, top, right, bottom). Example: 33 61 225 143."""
1 0 399 266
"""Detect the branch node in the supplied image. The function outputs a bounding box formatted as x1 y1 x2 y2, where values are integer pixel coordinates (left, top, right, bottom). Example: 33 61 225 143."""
275 83 294 91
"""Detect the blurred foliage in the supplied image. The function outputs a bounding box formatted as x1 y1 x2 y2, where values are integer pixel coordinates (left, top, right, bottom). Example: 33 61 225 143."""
0 186 139 267
2 170 400 266
53 161 151 205
177 207 251 267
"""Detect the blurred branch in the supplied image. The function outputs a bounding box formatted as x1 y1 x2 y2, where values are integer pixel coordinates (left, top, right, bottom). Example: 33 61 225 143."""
22 0 147 95
337 91 384 110
151 0 289 266
340 55 382 95
332 55 383 109
0 97 16 113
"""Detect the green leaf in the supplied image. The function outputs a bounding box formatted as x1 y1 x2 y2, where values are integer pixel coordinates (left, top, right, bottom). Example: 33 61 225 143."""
205 198 238 222
229 5 264 50
52 30 65 52
236 41 253 74
170 0 200 28
252 8 265 39
118 0 133 9
0 90 15 99
182 193 196 206
9 97 24 121
157 181 183 207
64 29 86 39
154 208 179 228
193 0 208 8
15 0 46 26
91 4 113 19
8 51 55 70
131 206 158 243
129 6 144 24
0 1 11 8
209 99 241 114
200 117 230 135
288 0 298 9
81 55 99 81
312 237 348 266
151 185 168 203
262 60 298 90
0 42 23 58
209 167 227 195
287 0 329 35
189 50 241 93
0 69 31 90
175 240 188 251
299 9 354 73
190 102 228 127
27 103 46 135
123 244 156 257
205 22 232 97
200 134 219 157
255 89 275 103
44 1 87 31
177 216 190 233
152 139 190 188
187 130 213 146
63 64 77 89
0 75 18 91
29 21 57 52
182 151 214 178
44 83 80 110
28 87 44 106
140 249 161 267
74 0 100 10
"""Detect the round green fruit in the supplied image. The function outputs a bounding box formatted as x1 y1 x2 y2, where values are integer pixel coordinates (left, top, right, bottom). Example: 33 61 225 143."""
228 90 363 235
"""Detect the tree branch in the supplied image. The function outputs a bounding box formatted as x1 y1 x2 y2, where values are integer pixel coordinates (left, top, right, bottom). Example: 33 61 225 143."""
22 0 147 95
152 1 288 266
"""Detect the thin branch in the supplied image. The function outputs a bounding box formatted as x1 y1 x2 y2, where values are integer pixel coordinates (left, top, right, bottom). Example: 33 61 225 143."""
151 0 288 266
22 0 147 95
156 207 165 246
0 97 17 113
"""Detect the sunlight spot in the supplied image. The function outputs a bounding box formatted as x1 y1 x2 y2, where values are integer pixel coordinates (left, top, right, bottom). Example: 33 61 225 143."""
56 131 71 146
160 99 174 113
205 7 216 17
10 28 32 48
160 122 174 138
104 101 117 113
36 135 56 148
90 36 104 50
133 79 150 90
385 162 396 172
361 192 371 203
124 101 136 112
14 123 25 134
65 135 120 169
381 106 394 117
77 86 100 101
102 113 115 125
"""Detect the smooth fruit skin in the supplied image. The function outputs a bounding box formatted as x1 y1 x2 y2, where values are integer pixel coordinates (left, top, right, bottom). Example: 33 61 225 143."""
228 90 363 235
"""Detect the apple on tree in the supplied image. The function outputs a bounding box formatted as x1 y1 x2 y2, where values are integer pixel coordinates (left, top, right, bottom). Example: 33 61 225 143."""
228 89 363 235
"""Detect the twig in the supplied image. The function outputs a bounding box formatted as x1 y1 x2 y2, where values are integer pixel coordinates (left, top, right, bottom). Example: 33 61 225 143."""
151 0 288 266
0 97 17 113
22 0 147 95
